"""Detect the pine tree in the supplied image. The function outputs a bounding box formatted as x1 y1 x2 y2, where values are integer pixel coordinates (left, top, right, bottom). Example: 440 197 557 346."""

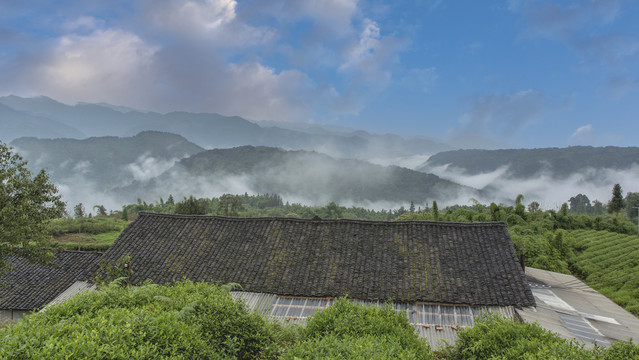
432 200 439 221
607 184 624 213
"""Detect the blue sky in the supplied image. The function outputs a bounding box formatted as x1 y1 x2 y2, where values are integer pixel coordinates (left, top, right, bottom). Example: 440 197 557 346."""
1 0 638 148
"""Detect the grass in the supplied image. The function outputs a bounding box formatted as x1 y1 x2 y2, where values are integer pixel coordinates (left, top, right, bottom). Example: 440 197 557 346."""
52 230 121 251
46 217 127 251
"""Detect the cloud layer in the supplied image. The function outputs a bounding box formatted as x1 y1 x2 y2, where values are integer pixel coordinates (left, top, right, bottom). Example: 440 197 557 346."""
0 0 405 123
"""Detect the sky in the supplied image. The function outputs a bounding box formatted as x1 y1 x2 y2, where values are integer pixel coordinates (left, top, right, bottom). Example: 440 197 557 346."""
1 0 638 149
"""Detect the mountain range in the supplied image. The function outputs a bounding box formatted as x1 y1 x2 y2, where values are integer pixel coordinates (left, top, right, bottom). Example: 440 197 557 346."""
3 95 639 210
418 147 639 179
0 95 449 160
10 132 472 208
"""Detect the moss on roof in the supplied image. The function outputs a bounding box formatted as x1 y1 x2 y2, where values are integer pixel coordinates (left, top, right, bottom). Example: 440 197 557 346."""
97 213 534 307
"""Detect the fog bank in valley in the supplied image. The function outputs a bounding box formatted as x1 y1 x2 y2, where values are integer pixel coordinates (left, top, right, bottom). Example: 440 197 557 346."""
426 163 639 209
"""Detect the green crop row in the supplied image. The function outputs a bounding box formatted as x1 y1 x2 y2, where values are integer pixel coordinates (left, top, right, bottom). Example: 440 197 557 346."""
569 230 639 316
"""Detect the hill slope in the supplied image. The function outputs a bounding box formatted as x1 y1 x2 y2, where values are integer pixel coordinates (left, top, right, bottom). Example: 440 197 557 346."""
122 146 475 206
418 147 639 179
11 131 204 194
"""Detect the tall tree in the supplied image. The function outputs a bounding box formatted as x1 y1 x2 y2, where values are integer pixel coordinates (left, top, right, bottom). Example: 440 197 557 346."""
607 184 625 214
74 203 85 218
93 204 107 217
432 200 439 221
569 194 592 214
1 142 65 273
216 194 244 216
625 192 639 222
175 195 207 215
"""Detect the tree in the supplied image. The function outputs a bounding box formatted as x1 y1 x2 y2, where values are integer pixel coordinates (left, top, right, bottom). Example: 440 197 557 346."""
175 195 207 215
93 205 107 217
409 201 415 213
514 194 526 219
625 192 639 222
527 201 540 213
432 200 439 221
74 203 85 218
568 194 592 214
592 200 604 215
121 206 129 221
216 194 244 216
1 142 65 272
607 184 624 214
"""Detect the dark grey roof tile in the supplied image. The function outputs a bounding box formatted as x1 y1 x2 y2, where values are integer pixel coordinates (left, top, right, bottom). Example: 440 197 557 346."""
0 251 103 310
92 213 535 307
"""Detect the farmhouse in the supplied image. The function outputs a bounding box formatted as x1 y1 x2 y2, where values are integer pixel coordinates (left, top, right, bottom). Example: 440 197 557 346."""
93 212 535 347
1 212 537 347
0 251 101 321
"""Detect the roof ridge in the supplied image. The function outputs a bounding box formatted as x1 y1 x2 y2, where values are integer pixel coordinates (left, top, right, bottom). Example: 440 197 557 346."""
136 211 507 227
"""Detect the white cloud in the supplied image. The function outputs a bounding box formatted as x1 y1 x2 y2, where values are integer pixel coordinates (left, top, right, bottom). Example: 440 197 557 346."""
14 29 157 106
141 0 273 47
569 124 596 145
125 153 180 182
0 0 409 124
340 19 382 72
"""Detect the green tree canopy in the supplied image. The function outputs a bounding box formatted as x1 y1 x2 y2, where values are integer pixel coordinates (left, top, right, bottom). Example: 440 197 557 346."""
608 184 625 213
0 142 65 272
175 195 207 215
217 194 244 216
74 203 85 218
626 192 639 222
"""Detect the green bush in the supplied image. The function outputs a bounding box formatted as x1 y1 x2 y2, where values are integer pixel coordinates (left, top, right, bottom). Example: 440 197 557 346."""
0 281 279 359
283 333 432 360
451 314 639 360
285 298 434 360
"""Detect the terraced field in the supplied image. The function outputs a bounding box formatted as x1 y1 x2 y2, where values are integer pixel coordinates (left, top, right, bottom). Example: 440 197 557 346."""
569 229 639 316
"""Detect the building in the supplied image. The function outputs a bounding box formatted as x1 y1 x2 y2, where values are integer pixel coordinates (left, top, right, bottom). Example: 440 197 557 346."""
92 212 535 347
0 251 102 322
520 266 639 347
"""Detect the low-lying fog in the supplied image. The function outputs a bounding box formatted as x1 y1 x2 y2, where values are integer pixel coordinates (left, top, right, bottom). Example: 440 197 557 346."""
46 152 638 215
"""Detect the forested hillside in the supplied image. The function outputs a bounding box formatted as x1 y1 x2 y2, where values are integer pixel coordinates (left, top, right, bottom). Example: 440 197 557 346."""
419 146 639 178
132 146 473 205
11 131 203 193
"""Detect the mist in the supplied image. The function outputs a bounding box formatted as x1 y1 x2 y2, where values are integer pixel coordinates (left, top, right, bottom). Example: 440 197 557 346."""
426 163 639 210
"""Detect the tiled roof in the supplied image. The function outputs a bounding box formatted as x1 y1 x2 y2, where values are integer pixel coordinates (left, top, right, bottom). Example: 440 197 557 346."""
98 212 534 307
0 251 103 310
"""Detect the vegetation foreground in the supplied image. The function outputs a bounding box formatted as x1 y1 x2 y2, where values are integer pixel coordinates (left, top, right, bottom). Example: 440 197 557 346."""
1 281 638 359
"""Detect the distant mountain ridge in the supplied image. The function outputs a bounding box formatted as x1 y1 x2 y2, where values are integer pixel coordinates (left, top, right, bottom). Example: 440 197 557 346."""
9 133 473 208
11 131 204 190
0 95 450 160
129 145 474 205
418 147 639 179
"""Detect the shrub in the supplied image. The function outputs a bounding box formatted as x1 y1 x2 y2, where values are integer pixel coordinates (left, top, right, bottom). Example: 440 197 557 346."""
283 333 432 360
0 281 279 359
453 313 593 359
285 298 434 359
